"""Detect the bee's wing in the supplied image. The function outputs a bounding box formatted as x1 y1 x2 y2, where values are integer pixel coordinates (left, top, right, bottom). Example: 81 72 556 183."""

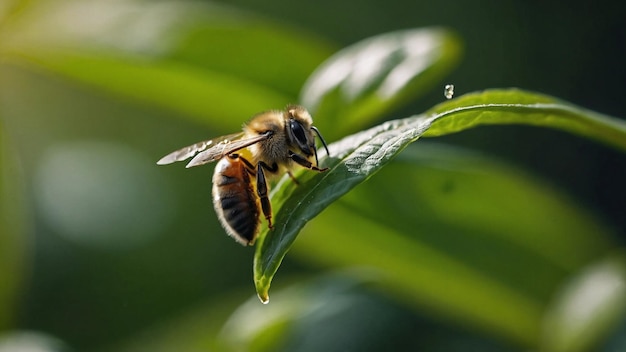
186 132 272 168
157 133 244 166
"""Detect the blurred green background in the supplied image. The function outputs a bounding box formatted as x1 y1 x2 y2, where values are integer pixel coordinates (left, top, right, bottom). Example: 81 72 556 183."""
1 0 625 351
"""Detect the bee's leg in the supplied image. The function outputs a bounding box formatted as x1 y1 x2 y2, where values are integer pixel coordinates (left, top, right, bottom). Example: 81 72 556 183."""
287 171 300 185
256 161 279 229
288 151 329 172
233 154 257 177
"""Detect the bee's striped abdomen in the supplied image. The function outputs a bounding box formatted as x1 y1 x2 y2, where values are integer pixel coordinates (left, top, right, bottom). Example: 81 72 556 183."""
212 157 260 245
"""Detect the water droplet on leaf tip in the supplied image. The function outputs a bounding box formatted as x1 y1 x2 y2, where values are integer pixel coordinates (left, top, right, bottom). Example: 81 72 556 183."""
258 293 270 304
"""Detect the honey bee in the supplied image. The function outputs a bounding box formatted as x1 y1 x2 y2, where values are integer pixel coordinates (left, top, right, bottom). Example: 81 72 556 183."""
157 105 330 246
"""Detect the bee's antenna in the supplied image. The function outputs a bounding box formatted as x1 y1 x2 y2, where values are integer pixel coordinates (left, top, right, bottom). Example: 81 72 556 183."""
313 147 320 167
311 126 330 157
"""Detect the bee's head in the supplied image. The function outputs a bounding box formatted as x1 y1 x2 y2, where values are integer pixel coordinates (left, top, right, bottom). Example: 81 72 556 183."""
286 105 329 165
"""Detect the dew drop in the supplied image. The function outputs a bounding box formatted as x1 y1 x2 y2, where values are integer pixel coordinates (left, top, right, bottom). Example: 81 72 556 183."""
444 84 455 99
257 292 270 304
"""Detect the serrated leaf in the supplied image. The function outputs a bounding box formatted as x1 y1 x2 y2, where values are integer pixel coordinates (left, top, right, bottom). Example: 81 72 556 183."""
300 27 462 138
253 88 626 303
254 114 433 303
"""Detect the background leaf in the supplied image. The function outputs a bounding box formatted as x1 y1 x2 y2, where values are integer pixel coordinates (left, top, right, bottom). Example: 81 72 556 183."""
300 27 462 138
0 0 335 130
540 254 626 352
292 144 619 346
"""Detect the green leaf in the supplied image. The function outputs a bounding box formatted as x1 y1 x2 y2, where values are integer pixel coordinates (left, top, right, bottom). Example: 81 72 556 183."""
253 88 626 304
425 89 626 151
300 27 462 138
7 51 292 131
0 0 335 128
254 113 432 303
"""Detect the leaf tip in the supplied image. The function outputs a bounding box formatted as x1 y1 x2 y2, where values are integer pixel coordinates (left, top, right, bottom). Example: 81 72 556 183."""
254 274 271 304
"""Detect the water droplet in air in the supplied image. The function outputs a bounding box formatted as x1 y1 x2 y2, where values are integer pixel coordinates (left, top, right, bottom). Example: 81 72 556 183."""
444 84 455 99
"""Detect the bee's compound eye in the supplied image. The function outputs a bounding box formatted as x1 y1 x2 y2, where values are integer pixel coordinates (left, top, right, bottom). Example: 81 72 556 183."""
289 119 307 144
